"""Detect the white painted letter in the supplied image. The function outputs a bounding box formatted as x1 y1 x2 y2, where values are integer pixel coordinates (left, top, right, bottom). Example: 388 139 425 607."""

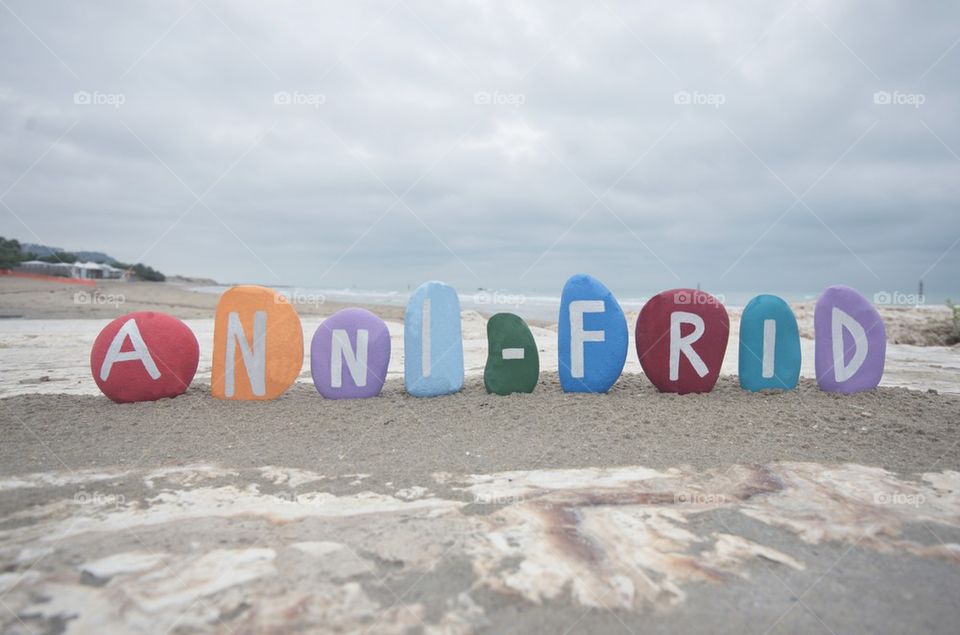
831 307 868 382
100 319 160 381
225 311 267 397
332 329 369 388
570 300 605 378
669 311 708 381
421 297 431 378
762 319 776 379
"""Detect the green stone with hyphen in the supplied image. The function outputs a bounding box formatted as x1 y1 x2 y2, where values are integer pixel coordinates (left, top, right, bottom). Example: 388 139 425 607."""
484 313 539 395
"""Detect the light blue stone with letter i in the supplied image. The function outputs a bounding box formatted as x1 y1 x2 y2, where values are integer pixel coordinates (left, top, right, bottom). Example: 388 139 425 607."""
738 294 801 392
404 281 464 397
557 273 628 393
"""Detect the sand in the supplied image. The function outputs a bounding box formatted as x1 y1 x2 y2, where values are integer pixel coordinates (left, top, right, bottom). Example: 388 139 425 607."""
3 373 959 480
2 375 960 633
0 276 407 321
2 276 960 633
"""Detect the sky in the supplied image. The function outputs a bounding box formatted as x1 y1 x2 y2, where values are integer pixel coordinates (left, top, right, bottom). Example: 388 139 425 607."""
1 0 958 300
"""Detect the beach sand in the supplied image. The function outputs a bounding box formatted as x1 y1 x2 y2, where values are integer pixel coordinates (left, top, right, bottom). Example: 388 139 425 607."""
0 276 408 321
4 374 959 479
2 276 960 633
2 376 960 633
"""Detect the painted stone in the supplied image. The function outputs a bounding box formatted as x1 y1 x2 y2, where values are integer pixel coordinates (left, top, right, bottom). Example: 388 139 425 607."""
484 313 539 395
211 285 304 400
814 285 886 393
636 289 729 394
738 294 801 392
404 281 464 397
311 308 391 399
558 274 628 393
90 311 199 403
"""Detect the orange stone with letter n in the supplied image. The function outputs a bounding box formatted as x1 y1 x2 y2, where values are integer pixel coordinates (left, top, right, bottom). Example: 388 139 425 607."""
211 285 304 400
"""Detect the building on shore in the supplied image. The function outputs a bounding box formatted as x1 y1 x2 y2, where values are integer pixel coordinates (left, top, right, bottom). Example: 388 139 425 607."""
16 260 128 280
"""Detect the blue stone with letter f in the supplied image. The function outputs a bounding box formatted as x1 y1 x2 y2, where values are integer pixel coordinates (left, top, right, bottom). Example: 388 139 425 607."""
558 273 628 393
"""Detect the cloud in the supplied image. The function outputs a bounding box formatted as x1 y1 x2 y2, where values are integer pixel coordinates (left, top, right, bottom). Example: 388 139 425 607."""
0 0 958 298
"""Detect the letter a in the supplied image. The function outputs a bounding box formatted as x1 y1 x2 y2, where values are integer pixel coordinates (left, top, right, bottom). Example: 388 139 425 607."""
100 319 161 381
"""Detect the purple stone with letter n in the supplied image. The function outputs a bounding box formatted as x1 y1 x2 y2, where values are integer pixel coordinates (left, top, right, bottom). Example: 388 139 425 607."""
311 308 391 399
814 285 886 394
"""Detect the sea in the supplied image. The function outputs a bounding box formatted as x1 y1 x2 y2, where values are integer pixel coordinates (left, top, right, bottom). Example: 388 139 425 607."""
189 286 954 323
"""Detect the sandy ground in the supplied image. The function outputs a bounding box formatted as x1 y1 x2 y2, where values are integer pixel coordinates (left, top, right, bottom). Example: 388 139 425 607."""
4 374 959 478
2 277 960 633
0 277 408 321
2 376 960 633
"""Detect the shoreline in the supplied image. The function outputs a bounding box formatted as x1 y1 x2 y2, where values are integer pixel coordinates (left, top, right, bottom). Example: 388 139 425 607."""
1 276 956 340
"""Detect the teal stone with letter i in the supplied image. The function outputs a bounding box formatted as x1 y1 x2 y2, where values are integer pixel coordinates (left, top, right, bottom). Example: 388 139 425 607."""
738 294 801 392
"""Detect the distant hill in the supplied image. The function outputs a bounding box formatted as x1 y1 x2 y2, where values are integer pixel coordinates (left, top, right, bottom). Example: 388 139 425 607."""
72 251 115 264
20 243 64 259
21 243 115 264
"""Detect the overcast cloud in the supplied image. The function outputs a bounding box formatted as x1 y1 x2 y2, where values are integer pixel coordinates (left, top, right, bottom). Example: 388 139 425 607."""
1 0 958 298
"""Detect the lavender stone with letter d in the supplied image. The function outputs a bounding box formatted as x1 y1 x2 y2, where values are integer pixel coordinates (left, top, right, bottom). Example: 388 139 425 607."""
814 285 886 394
311 308 391 399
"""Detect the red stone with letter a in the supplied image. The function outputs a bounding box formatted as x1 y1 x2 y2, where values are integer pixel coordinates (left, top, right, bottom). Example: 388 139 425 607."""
90 311 199 403
635 289 729 394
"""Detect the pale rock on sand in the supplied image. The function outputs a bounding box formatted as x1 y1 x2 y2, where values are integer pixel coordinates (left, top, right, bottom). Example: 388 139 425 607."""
2 462 959 632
